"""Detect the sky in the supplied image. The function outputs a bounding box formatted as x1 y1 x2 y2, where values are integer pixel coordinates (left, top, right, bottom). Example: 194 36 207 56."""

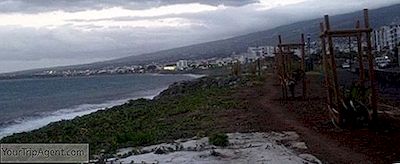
0 0 399 73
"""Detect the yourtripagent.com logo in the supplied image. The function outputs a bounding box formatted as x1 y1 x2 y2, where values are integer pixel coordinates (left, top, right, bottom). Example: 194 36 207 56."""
0 143 88 163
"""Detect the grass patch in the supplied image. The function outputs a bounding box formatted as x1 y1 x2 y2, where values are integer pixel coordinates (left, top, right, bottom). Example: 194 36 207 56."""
209 133 229 147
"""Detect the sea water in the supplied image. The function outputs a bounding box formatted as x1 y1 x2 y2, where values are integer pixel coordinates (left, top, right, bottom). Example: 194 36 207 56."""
0 73 199 138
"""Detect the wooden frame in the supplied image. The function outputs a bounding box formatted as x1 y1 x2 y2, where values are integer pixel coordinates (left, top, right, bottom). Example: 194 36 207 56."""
276 34 307 100
320 9 378 125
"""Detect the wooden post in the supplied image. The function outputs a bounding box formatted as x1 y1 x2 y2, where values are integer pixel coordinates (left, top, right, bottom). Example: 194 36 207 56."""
301 34 307 99
257 58 261 76
274 47 278 74
290 49 293 74
278 35 287 100
324 15 340 111
356 20 365 84
279 35 284 77
364 9 378 123
320 22 333 108
284 48 289 78
348 37 353 68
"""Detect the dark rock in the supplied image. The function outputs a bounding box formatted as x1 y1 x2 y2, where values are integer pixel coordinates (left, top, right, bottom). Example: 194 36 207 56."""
210 150 223 157
154 147 166 154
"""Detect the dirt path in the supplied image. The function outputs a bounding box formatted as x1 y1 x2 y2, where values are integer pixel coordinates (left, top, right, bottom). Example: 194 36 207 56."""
226 74 400 163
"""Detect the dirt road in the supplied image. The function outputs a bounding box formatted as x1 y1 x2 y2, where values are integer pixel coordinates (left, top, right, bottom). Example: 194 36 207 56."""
218 74 400 163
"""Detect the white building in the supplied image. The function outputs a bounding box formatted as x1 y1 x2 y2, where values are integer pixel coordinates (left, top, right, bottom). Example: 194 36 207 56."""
232 55 246 64
163 64 177 71
264 46 277 57
247 46 277 57
372 24 400 51
247 47 263 58
176 60 188 70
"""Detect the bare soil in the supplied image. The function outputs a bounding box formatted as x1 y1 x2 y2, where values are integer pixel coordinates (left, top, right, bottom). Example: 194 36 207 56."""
213 74 400 164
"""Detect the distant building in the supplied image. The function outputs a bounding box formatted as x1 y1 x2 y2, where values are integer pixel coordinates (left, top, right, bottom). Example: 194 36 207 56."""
176 60 188 70
372 24 400 51
221 57 234 65
264 46 277 57
247 46 276 57
232 55 246 64
163 64 177 71
247 47 264 57
333 40 358 53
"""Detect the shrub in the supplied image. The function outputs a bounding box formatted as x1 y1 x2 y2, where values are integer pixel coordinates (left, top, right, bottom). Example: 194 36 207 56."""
209 133 229 147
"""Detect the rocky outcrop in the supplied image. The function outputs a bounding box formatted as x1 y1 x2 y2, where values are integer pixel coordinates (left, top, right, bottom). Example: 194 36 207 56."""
112 132 321 164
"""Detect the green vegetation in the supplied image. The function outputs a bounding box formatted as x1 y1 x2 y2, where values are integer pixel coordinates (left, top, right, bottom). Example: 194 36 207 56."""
0 76 258 159
209 133 229 147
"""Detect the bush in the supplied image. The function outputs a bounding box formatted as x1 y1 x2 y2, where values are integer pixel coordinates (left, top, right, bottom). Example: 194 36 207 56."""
209 133 229 147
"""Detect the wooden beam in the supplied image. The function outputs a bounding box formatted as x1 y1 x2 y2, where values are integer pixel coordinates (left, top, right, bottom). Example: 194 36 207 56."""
278 35 287 100
324 14 341 117
364 9 378 123
356 20 365 83
301 33 306 99
320 28 372 38
328 28 372 35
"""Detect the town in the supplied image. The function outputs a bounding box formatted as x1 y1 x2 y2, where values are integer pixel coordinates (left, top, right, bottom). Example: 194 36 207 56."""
9 23 400 78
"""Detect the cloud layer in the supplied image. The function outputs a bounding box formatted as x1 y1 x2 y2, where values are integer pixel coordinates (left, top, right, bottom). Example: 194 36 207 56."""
0 0 258 13
0 0 399 73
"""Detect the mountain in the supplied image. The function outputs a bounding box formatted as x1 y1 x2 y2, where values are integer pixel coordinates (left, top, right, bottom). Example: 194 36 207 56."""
3 4 400 75
93 4 400 66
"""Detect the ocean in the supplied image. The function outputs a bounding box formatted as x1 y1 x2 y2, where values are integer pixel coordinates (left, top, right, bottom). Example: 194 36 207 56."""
0 73 199 139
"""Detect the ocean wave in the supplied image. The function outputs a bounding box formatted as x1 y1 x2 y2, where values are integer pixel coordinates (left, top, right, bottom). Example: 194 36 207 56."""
0 88 164 139
148 73 205 79
181 74 206 78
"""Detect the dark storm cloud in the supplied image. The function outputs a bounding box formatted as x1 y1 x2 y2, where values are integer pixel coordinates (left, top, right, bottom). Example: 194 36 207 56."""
0 0 258 13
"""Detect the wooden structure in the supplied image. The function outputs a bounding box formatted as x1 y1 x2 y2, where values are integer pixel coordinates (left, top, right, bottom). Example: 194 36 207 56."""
232 60 242 76
276 34 307 100
320 9 378 126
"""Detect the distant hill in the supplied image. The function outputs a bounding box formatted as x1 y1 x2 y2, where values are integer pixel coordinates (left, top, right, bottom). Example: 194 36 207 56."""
4 4 400 75
93 4 400 66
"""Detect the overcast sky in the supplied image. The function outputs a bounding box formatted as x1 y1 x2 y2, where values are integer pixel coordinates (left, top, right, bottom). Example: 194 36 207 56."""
0 0 399 73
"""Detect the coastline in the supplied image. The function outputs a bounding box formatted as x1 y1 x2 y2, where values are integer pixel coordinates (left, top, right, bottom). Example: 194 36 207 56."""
0 88 161 139
1 74 247 157
3 73 399 163
0 73 204 139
